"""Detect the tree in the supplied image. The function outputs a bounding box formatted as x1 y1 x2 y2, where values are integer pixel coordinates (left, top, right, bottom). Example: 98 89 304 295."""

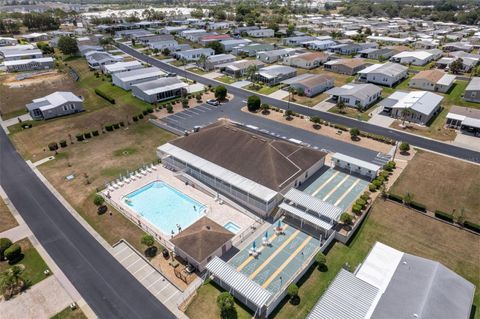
336 100 346 114
190 8 204 19
161 48 171 56
340 212 353 225
197 54 208 69
0 238 12 259
247 95 261 112
261 103 270 114
93 194 104 206
217 292 236 319
245 64 258 81
0 265 25 300
206 41 224 54
58 36 78 56
310 116 321 129
36 41 54 55
286 23 295 36
284 109 294 120
141 234 156 257
287 284 299 304
449 58 463 74
215 85 227 101
399 142 410 153
403 192 414 206
350 127 360 140
400 107 412 126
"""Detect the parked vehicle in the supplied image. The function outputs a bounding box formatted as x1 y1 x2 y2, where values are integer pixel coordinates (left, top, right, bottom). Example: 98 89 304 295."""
206 99 220 106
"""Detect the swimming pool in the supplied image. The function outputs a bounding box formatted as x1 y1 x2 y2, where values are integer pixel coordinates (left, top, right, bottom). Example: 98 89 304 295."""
224 221 241 234
124 181 205 235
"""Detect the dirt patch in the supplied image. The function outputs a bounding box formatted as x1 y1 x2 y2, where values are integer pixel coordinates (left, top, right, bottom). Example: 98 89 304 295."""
0 197 18 232
0 72 80 118
390 150 480 224
243 107 393 154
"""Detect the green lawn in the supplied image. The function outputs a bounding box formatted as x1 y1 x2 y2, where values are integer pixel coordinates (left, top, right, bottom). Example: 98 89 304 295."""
50 307 87 319
328 104 378 121
216 75 237 84
443 80 480 108
381 74 413 96
258 84 283 95
187 67 209 75
170 60 187 67
0 238 50 287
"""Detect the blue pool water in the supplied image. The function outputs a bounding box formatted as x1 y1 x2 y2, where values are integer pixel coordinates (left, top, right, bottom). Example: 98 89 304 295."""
224 222 241 234
124 181 205 235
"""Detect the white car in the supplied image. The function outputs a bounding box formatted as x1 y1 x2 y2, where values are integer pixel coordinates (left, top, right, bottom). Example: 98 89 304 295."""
206 99 220 106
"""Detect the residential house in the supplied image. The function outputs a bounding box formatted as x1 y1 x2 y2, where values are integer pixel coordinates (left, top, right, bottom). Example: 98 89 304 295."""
357 62 408 87
4 57 54 72
160 26 189 35
325 83 382 109
443 42 473 52
179 29 207 41
232 43 275 57
256 48 298 64
246 29 275 38
446 106 480 135
20 32 49 42
220 39 251 53
171 217 234 272
234 26 259 35
149 39 180 51
324 58 370 75
221 60 265 78
409 69 456 93
112 66 165 90
382 90 443 125
79 44 104 56
329 42 377 55
306 242 475 319
283 74 334 97
366 35 412 45
282 36 316 46
26 91 84 120
2 48 43 61
132 77 188 103
200 54 236 71
115 29 153 39
464 77 480 103
358 47 401 61
0 37 17 46
136 34 174 45
302 39 336 51
390 49 441 66
85 51 122 69
284 52 330 69
198 34 232 46
175 48 215 61
102 60 143 75
256 65 297 86
207 22 231 30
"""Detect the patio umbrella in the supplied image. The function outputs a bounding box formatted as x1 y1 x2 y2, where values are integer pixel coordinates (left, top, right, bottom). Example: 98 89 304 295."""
252 241 256 250
277 220 282 228
264 231 268 240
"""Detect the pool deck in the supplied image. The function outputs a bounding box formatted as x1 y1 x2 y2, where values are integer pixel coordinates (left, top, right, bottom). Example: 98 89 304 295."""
103 165 256 245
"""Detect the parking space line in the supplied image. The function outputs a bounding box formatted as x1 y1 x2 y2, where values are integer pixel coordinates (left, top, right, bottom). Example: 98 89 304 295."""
185 109 201 115
163 291 180 303
146 276 164 289
139 269 156 282
173 113 190 119
323 174 350 201
312 171 340 197
113 244 130 256
118 252 134 263
154 283 171 295
164 117 179 123
126 258 144 270
196 106 211 111
334 179 361 206
193 107 206 112
133 263 149 275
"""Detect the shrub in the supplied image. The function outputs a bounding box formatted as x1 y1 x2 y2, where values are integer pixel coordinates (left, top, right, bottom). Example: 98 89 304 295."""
94 88 115 104
410 201 426 212
93 194 104 206
310 116 321 128
138 114 144 119
92 130 99 136
247 95 261 112
48 142 58 151
76 134 84 141
146 107 154 113
4 244 21 262
215 85 227 101
0 238 13 259
182 98 189 108
380 171 390 179
196 94 202 102
369 183 377 192
287 284 299 299
105 125 114 132
435 210 454 222
360 194 369 202
166 105 173 113
340 212 353 224
119 122 125 127
399 142 410 153
383 161 396 171
84 132 92 139
113 123 120 129
388 193 403 203
59 140 68 148
464 220 480 233
133 116 138 122
350 127 360 139
142 110 148 116
315 252 326 267
356 199 367 208
372 179 383 188
352 204 363 215
376 175 385 183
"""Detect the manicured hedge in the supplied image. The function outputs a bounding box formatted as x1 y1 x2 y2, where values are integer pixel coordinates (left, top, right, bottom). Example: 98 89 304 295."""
92 130 99 136
435 210 454 223
105 124 114 132
410 201 426 212
388 193 403 203
4 243 21 262
113 123 120 129
95 88 115 104
76 134 84 141
464 220 480 233
59 140 68 148
84 132 92 139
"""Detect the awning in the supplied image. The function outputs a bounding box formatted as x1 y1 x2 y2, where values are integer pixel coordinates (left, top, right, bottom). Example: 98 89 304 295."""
279 202 333 230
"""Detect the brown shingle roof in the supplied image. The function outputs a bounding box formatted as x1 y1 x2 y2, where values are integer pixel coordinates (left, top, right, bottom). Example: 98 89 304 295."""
412 69 445 83
170 120 326 191
297 74 333 89
171 217 233 263
296 52 329 61
336 58 368 68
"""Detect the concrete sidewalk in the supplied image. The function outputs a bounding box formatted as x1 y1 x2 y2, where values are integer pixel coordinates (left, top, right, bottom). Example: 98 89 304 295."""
0 113 32 134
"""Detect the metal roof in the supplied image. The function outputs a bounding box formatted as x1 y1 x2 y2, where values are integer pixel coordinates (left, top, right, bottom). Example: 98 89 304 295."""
158 143 278 202
307 269 379 319
103 60 142 73
113 66 164 82
358 62 407 77
279 203 333 230
332 153 381 173
466 77 480 91
206 257 272 308
3 57 53 66
326 84 382 101
283 188 343 221
389 91 443 116
133 77 187 95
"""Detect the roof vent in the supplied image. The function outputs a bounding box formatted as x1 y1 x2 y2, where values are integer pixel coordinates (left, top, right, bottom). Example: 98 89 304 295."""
413 314 418 318
205 225 211 230
403 261 408 265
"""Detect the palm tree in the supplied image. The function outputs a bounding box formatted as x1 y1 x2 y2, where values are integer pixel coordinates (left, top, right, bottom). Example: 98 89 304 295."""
336 100 346 114
197 54 208 70
401 107 412 126
245 64 257 81
0 266 25 299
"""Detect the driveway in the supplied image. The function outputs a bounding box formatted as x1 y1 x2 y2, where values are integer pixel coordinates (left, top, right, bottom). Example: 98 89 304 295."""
453 133 480 152
368 113 396 127
313 100 335 112
268 89 289 99
231 80 251 88
202 71 222 79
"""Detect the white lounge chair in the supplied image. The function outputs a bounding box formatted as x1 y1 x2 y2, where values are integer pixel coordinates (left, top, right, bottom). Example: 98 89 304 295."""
262 238 270 246
135 170 143 178
151 164 157 171
117 179 124 187
141 169 148 176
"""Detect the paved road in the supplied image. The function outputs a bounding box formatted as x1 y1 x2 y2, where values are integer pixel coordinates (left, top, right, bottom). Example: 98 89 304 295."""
0 129 176 319
118 43 480 164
